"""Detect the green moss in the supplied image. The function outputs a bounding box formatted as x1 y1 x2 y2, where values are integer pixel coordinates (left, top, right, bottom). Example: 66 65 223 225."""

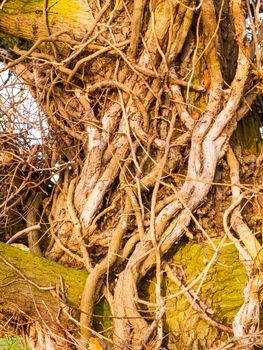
0 242 88 307
94 298 112 338
167 240 246 349
0 239 247 349
0 242 112 335
0 0 90 52
0 336 29 350
0 32 21 50
2 0 81 17
142 239 246 349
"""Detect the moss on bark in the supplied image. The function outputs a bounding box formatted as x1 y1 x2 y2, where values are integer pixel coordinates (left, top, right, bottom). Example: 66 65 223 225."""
143 239 246 349
0 0 94 52
0 242 112 336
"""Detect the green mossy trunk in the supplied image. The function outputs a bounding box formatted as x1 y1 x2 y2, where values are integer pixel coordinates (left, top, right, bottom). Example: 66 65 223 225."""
0 240 247 349
0 0 93 51
0 242 111 337
143 240 246 349
0 242 87 330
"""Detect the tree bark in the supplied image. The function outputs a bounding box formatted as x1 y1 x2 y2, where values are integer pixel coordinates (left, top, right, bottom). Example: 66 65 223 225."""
0 242 87 348
0 0 94 51
0 0 262 349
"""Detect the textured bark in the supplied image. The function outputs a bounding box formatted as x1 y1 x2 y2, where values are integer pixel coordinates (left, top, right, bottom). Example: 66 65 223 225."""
0 0 94 51
0 0 262 349
0 242 87 348
0 238 248 350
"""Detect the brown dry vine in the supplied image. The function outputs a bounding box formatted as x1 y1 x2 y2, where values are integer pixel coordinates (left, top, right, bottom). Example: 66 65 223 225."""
0 0 263 349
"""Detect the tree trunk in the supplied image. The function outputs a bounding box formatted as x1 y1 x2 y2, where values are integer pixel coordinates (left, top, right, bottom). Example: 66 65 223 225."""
0 0 262 349
0 242 87 348
0 237 248 349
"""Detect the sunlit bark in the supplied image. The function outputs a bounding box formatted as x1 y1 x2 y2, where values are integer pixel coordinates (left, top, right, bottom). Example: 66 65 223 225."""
0 0 262 349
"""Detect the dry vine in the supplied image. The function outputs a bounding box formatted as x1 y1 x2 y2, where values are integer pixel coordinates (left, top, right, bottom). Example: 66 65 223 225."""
0 0 263 349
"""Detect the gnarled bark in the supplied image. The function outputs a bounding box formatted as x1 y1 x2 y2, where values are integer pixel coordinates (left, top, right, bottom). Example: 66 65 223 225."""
0 0 262 349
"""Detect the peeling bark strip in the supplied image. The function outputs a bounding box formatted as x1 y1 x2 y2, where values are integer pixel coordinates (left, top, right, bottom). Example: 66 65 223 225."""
0 0 262 349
